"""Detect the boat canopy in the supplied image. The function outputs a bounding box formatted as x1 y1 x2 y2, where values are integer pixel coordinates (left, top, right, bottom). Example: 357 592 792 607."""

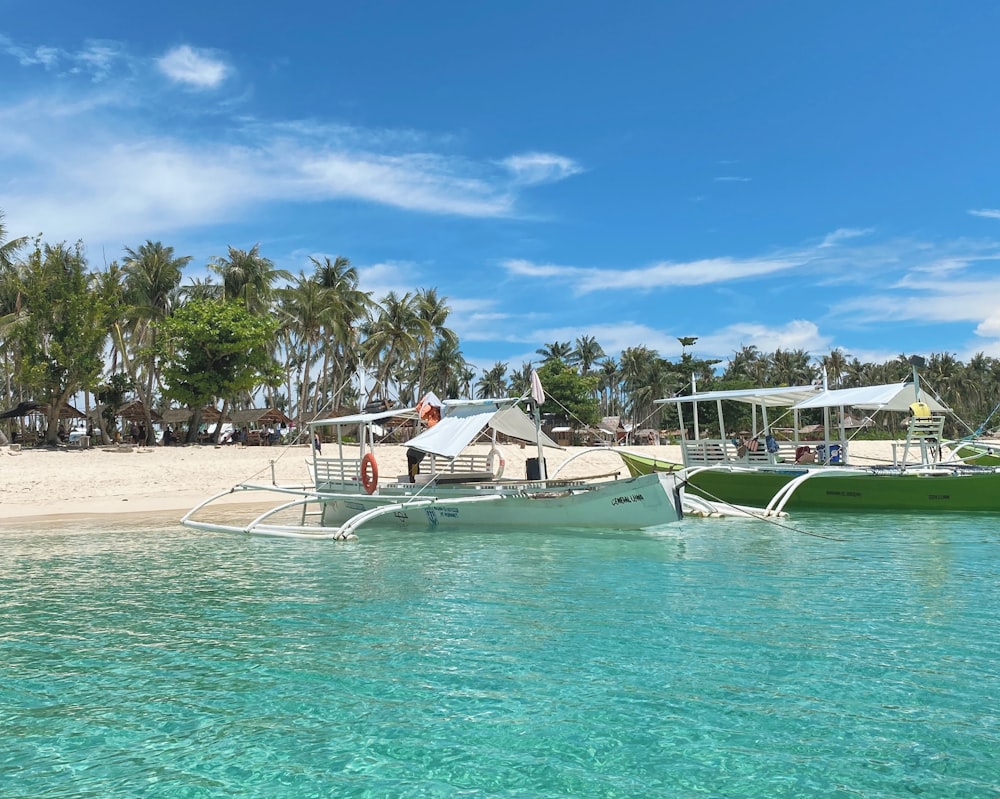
792 382 951 413
407 398 560 458
657 385 821 408
308 407 420 428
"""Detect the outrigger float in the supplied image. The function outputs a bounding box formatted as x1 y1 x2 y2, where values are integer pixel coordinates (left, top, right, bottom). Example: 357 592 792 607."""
181 395 684 539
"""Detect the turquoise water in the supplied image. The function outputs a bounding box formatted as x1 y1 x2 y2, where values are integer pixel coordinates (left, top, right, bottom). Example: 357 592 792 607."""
2 514 998 798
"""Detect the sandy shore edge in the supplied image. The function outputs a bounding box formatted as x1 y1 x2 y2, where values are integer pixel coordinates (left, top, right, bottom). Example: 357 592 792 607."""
0 439 907 525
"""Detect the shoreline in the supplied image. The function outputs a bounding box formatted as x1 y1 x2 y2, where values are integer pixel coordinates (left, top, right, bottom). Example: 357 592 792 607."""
0 439 910 526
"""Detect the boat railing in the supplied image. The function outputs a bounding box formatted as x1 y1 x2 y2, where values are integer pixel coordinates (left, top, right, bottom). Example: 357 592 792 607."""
682 437 847 467
313 456 362 489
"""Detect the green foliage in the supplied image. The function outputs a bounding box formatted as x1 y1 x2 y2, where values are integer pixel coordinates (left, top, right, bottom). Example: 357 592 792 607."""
537 360 601 426
95 372 133 434
11 242 109 437
157 299 282 409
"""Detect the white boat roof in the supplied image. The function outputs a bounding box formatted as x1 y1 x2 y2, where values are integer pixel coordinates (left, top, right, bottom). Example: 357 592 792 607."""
792 382 951 412
308 407 420 427
407 397 561 458
657 385 821 408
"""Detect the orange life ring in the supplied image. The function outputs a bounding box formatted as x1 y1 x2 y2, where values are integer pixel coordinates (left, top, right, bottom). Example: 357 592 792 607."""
361 453 379 494
487 445 506 479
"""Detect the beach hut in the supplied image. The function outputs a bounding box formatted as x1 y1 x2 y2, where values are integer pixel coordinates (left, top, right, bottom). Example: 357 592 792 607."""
229 408 294 445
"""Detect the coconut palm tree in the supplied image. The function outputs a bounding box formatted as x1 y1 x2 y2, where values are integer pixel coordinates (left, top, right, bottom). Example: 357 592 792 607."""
770 348 815 387
276 274 333 429
0 210 28 272
570 335 605 375
363 291 421 402
121 241 191 442
508 362 534 398
180 276 222 302
414 287 457 398
424 337 471 399
536 341 572 364
819 348 850 388
209 244 291 313
476 362 508 398
310 255 371 408
597 357 621 416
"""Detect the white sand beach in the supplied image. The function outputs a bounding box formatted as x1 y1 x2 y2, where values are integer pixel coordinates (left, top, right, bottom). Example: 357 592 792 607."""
0 438 910 525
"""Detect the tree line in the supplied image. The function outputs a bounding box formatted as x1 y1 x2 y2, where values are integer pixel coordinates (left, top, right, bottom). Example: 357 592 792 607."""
2 210 998 446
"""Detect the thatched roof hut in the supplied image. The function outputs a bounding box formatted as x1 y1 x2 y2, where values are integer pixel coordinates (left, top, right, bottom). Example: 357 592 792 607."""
229 408 293 429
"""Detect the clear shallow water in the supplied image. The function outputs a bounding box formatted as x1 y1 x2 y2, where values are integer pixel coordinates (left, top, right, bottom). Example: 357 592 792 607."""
2 514 999 798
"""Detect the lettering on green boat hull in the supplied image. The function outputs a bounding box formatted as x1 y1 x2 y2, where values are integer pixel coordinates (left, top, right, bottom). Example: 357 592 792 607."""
686 469 1000 512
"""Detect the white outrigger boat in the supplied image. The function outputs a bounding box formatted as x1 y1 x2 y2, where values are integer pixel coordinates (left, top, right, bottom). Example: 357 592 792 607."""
181 396 683 539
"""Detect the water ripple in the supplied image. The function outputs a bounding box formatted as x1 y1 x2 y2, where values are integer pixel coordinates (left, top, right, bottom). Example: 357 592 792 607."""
1 516 998 797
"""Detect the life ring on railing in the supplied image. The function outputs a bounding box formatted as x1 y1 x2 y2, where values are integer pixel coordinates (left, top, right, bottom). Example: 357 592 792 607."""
361 453 379 494
487 445 506 479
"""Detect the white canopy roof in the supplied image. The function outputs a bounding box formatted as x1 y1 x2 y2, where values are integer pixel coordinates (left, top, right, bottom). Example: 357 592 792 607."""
308 407 420 428
792 382 951 413
406 398 560 458
658 385 821 408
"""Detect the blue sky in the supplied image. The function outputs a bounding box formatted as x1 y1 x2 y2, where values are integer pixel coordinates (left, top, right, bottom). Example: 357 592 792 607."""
4 2 1000 376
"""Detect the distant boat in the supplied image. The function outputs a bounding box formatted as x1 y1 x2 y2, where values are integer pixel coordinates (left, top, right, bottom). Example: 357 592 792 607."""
182 395 683 539
628 370 1000 514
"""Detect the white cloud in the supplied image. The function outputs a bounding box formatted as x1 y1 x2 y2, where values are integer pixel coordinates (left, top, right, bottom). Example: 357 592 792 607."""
502 152 582 185
969 208 1000 220
299 150 513 216
358 260 426 300
695 320 830 359
1 34 127 81
713 176 751 182
157 45 230 89
0 93 565 247
819 227 874 248
523 322 683 359
501 254 801 294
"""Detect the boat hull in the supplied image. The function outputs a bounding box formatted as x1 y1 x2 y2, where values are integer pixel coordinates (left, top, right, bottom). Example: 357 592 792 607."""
319 471 682 531
686 466 1000 512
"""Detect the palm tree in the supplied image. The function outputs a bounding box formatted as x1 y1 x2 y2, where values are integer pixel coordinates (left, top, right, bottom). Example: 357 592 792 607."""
311 255 371 408
276 274 331 430
209 244 291 313
414 287 457 398
570 335 605 375
508 362 534 398
536 341 573 364
820 348 850 388
180 276 222 302
597 357 621 415
363 291 421 402
476 362 508 398
724 344 764 383
0 210 28 271
770 349 815 386
121 241 191 443
424 337 471 398
619 346 675 432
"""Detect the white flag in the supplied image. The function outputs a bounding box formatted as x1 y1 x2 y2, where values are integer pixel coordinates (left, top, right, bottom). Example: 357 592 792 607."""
530 370 545 405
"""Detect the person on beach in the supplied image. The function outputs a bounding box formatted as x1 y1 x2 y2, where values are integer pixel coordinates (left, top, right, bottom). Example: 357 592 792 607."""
313 433 322 455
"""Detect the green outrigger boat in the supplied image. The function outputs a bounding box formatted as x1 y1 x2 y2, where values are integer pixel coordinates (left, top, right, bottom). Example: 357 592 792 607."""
619 450 1000 512
624 369 1000 514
